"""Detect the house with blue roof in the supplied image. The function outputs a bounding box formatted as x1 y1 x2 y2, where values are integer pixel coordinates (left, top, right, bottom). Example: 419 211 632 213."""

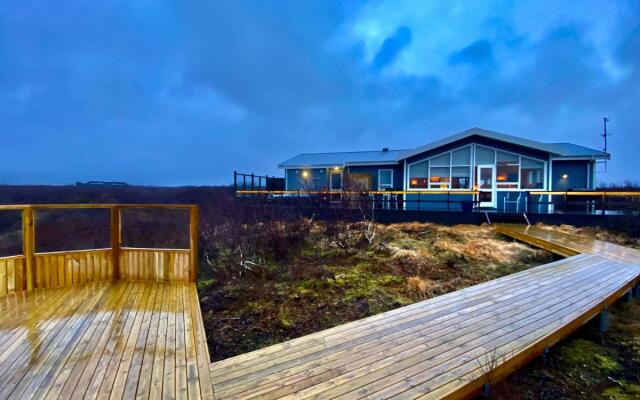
277 128 610 211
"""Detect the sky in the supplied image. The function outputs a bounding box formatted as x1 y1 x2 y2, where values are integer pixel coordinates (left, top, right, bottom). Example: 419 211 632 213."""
1 0 639 186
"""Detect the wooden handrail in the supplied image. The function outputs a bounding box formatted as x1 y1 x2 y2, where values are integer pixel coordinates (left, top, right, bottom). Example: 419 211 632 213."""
0 203 200 296
0 203 198 211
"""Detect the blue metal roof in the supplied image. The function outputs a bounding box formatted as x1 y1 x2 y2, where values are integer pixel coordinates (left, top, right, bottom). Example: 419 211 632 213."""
278 149 409 168
278 127 610 168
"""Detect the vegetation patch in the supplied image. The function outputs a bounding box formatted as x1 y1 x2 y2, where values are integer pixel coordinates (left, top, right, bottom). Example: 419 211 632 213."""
198 216 553 361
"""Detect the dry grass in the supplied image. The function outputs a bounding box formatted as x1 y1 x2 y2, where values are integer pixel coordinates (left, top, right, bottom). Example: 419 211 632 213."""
201 221 554 360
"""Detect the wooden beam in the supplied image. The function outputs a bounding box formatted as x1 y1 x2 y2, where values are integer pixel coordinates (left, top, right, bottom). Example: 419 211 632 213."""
22 206 36 291
189 206 199 283
111 206 121 280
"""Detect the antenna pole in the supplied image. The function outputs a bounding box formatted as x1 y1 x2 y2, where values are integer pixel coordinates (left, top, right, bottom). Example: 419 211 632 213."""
603 117 609 153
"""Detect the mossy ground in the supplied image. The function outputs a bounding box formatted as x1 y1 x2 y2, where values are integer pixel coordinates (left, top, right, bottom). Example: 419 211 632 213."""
495 301 640 400
198 222 552 361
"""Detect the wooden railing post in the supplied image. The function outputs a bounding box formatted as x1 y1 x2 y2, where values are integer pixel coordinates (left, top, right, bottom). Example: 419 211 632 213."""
111 206 121 280
22 206 36 291
189 206 199 282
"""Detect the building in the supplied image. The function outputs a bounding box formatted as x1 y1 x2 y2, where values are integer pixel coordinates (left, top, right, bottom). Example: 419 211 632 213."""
277 127 609 211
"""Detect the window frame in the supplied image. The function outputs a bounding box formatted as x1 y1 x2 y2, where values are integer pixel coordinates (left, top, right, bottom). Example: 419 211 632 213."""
377 169 394 191
405 144 548 192
406 145 473 191
474 145 548 191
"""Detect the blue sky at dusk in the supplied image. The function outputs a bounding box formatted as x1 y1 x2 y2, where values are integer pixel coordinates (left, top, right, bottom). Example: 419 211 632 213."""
1 0 639 185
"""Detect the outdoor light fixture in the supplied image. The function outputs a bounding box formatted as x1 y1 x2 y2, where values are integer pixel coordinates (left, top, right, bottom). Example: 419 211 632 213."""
562 174 569 179
334 166 340 171
302 171 309 178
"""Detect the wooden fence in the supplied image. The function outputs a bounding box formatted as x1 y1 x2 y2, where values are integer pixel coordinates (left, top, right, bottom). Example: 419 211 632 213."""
0 204 199 297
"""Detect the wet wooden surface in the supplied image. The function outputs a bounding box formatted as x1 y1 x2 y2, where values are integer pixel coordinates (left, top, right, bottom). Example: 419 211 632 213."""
0 281 213 400
208 225 640 399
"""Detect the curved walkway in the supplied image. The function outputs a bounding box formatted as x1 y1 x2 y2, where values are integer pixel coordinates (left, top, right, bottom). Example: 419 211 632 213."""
208 224 640 399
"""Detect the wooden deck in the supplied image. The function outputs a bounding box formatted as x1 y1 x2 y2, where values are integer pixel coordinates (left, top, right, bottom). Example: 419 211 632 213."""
494 223 640 264
208 225 640 399
2 214 639 399
0 281 213 400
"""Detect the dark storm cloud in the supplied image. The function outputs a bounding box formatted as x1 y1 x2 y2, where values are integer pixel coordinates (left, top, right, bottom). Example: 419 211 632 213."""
449 40 494 66
372 26 412 71
0 0 639 185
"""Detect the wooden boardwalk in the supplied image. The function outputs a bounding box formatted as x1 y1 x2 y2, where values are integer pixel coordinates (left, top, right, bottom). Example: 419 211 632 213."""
208 225 640 399
1 220 639 399
0 281 213 400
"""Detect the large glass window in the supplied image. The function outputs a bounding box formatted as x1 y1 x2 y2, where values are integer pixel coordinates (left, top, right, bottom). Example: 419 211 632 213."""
452 147 471 165
409 160 429 188
476 146 495 164
431 153 450 166
429 167 450 189
496 151 519 186
451 167 471 189
409 145 544 191
378 169 393 190
521 157 544 189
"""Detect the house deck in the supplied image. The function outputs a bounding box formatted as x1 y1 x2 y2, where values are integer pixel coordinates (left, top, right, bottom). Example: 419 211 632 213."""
208 226 640 399
0 281 213 400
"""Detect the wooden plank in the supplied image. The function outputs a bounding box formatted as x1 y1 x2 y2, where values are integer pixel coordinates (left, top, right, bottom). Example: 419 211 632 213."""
0 285 111 399
277 267 630 400
22 206 36 291
182 284 202 399
7 258 16 293
189 206 199 283
105 283 157 399
149 283 169 399
78 283 145 400
50 282 134 399
121 282 160 399
189 284 214 400
210 255 598 378
0 259 6 297
212 257 618 399
163 283 177 399
175 284 189 399
35 283 130 399
15 257 24 292
111 206 121 280
135 281 166 399
94 283 150 400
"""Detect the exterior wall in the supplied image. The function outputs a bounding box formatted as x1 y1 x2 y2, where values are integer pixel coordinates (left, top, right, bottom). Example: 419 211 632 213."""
346 164 404 190
285 168 329 190
551 160 590 190
285 165 404 191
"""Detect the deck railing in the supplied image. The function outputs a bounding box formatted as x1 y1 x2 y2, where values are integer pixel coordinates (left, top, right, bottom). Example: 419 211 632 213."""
0 204 199 297
236 189 640 215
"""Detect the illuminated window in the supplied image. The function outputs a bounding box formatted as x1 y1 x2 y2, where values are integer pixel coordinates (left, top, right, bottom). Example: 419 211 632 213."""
408 160 429 189
521 158 544 189
451 166 471 189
